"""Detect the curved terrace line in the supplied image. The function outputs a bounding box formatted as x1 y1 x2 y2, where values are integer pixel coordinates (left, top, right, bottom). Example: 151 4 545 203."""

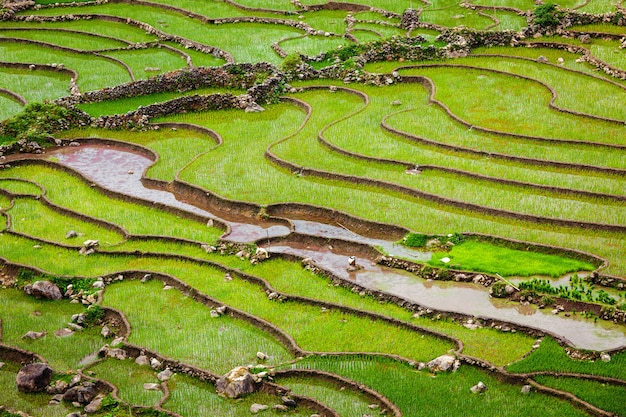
268 88 626 231
12 13 234 63
382 106 626 177
0 27 134 48
521 40 626 81
396 64 626 147
0 61 80 95
0 37 135 82
463 2 525 14
1 143 620 332
0 88 26 106
468 52 626 93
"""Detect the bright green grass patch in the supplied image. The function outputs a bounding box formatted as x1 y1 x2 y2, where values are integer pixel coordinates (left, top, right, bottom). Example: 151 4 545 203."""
102 279 294 374
0 41 131 91
294 355 590 417
0 19 157 44
0 95 24 122
427 240 596 277
0 29 128 50
0 288 106 371
507 337 626 380
0 66 71 104
534 375 626 416
7 196 125 246
277 376 375 417
0 179 42 196
165 373 315 417
88 359 166 407
161 41 226 68
0 193 12 210
102 48 189 80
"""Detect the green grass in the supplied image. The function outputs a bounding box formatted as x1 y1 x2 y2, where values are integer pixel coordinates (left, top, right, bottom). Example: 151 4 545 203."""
276 376 376 417
0 66 71 105
533 375 626 416
7 196 125 246
164 373 316 417
102 279 294 374
0 164 224 243
294 355 591 417
0 179 42 196
427 239 596 277
0 288 106 371
507 337 626 380
88 359 164 407
102 47 189 80
0 29 128 50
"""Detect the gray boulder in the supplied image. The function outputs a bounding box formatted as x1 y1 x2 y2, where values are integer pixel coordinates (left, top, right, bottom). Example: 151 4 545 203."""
24 281 62 300
216 366 256 398
16 363 53 393
470 381 488 393
426 354 460 372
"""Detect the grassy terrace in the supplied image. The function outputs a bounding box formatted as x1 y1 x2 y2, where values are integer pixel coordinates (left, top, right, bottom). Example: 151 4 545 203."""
1 0 626 416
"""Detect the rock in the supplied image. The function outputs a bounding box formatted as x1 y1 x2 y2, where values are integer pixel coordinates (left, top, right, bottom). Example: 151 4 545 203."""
216 366 256 398
215 305 227 315
245 102 265 113
106 348 127 360
69 374 81 387
82 239 99 248
150 357 162 370
65 230 78 239
521 384 532 394
84 394 105 413
256 351 268 361
268 292 279 300
426 354 460 372
537 55 549 63
55 328 74 338
140 274 151 283
135 354 150 366
557 57 564 64
224 272 233 282
63 383 97 404
16 363 53 393
92 280 105 289
504 284 516 295
250 403 268 414
470 381 488 393
600 352 611 362
210 309 220 318
391 100 402 106
21 330 47 340
143 383 161 391
578 34 591 43
47 379 69 394
273 404 289 412
281 396 297 407
24 280 62 300
157 368 173 381
101 325 113 338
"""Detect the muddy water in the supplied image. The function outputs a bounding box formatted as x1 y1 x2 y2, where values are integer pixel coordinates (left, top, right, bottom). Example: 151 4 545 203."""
267 244 626 351
49 144 290 242
49 144 626 351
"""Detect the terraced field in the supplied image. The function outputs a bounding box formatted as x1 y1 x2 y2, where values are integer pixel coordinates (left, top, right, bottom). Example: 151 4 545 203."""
0 0 625 416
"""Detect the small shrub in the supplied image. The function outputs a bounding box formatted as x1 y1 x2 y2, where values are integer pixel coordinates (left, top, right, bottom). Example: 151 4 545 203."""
534 3 562 28
0 102 69 144
83 304 105 326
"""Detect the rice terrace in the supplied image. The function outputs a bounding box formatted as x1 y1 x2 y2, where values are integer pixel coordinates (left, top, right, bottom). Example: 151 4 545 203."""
1 0 626 415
